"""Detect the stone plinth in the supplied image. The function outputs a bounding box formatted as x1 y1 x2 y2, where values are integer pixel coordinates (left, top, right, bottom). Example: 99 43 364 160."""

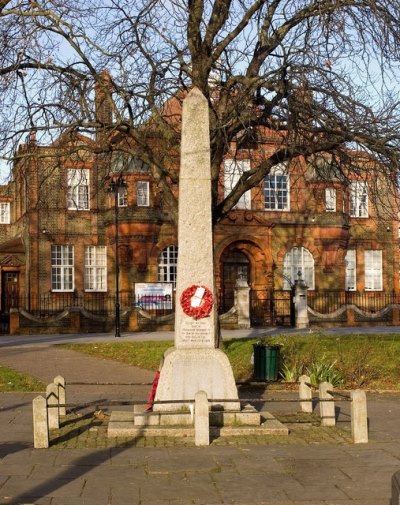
154 348 240 411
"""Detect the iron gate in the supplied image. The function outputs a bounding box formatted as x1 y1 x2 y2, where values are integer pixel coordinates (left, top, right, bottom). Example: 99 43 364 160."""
250 289 295 327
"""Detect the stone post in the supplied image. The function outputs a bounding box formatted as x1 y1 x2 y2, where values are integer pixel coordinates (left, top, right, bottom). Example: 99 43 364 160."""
46 383 59 430
294 278 309 329
54 375 66 417
351 389 368 443
235 276 250 329
392 471 400 505
154 88 239 412
319 381 335 427
194 391 210 446
32 396 49 449
299 375 313 413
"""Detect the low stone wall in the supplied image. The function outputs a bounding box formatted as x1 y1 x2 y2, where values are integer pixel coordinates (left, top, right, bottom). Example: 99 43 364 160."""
308 304 400 327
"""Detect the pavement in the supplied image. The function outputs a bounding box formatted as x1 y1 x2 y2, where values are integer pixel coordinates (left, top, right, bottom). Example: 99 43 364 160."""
0 328 399 504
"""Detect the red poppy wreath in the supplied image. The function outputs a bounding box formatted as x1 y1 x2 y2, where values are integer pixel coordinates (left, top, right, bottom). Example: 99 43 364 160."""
180 285 214 319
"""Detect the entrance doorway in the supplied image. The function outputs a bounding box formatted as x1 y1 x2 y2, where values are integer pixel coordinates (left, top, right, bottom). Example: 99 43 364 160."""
1 271 19 313
221 249 250 312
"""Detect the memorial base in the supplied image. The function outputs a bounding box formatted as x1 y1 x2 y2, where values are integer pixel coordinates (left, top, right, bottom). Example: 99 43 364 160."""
153 348 240 411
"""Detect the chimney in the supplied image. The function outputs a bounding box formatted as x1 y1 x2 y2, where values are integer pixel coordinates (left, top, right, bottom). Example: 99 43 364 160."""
95 70 113 138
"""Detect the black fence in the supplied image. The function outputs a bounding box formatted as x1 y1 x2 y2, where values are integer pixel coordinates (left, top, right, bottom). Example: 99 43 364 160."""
250 290 294 327
307 290 399 314
9 292 175 318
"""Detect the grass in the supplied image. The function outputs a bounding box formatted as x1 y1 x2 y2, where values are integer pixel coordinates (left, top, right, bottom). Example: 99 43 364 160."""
0 364 45 392
60 331 400 390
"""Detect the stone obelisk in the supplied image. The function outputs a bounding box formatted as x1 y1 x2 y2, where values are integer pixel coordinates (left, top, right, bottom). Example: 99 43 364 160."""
154 87 239 411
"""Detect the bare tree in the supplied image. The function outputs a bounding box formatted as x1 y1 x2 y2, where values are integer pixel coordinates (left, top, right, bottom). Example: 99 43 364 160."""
1 0 400 222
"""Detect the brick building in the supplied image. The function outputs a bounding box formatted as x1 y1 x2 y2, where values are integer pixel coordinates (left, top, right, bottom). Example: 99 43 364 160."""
0 93 398 333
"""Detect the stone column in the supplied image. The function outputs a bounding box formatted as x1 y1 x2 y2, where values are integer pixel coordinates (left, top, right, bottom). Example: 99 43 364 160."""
294 278 309 329
319 381 335 427
351 389 368 443
154 88 239 412
32 396 49 449
235 277 250 329
299 374 313 413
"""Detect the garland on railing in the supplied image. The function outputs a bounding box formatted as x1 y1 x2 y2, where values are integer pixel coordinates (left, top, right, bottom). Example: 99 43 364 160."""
180 285 214 319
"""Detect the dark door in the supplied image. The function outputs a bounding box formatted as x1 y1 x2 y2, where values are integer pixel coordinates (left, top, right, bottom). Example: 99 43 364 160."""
2 272 19 313
221 250 249 312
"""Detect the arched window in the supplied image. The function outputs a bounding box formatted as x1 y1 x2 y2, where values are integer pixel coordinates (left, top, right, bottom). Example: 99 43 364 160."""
283 247 314 290
157 245 178 287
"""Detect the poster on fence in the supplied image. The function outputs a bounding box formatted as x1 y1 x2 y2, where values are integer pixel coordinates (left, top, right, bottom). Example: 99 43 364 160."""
134 283 173 310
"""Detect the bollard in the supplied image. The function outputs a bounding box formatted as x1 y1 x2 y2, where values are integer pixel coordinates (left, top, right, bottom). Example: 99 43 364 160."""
319 382 335 427
33 396 49 449
351 389 368 443
54 375 66 416
194 391 209 446
392 471 400 505
299 375 313 413
46 383 59 430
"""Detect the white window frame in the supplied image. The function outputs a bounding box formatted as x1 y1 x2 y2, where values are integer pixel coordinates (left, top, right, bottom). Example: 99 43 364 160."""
85 246 107 292
0 202 10 224
137 181 150 207
117 186 128 207
51 245 74 292
157 245 178 287
345 249 356 291
67 169 90 210
325 188 336 212
223 159 251 210
350 181 368 218
364 250 382 291
283 247 314 290
264 163 290 211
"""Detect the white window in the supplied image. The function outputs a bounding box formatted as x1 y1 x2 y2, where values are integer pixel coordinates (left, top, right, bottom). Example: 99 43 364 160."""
223 159 251 210
0 202 10 224
345 250 356 291
325 188 336 212
51 245 74 291
350 181 368 218
264 164 290 211
365 250 382 291
85 246 107 292
158 245 178 287
67 169 90 210
118 186 128 207
283 247 314 289
137 181 150 207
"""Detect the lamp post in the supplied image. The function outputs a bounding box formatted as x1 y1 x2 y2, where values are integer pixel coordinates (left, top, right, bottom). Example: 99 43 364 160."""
108 175 127 338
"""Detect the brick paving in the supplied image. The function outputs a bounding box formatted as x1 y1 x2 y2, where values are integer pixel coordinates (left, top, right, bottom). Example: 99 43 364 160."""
0 337 399 504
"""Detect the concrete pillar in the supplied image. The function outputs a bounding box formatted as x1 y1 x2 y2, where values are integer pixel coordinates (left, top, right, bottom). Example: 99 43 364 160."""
54 375 66 417
294 279 309 329
9 308 20 335
351 389 368 443
235 277 250 329
319 381 335 427
194 391 210 446
32 396 49 449
46 383 59 430
299 375 313 413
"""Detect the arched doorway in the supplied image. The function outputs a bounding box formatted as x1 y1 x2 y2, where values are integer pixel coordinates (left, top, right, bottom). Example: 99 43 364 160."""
220 249 250 312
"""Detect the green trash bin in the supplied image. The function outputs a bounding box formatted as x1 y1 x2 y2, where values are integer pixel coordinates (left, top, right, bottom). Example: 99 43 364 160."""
253 344 280 381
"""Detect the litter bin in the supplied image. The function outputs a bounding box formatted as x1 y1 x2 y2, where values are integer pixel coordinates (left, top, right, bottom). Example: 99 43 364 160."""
253 344 280 381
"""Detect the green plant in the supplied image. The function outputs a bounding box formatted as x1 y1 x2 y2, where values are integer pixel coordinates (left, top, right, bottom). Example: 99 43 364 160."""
279 363 302 382
306 359 343 387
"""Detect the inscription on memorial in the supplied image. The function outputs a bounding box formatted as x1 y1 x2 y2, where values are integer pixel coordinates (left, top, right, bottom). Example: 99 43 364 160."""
180 318 213 346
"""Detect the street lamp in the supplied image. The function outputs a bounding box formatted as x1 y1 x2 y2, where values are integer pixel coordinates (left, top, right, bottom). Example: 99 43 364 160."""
108 174 127 338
